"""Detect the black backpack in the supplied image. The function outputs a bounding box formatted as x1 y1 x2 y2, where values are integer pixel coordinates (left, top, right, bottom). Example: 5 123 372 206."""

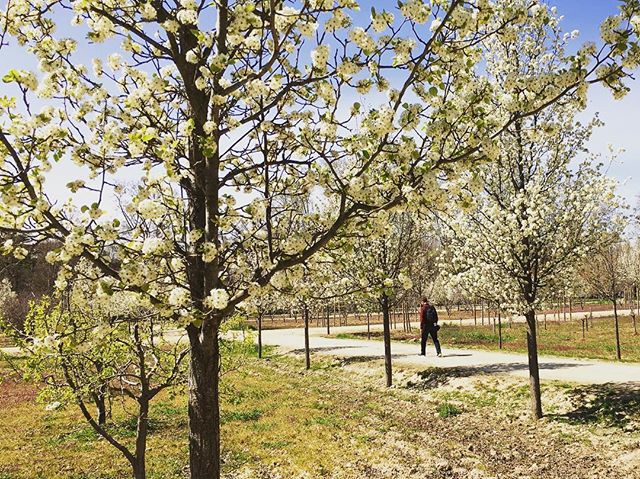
425 305 438 326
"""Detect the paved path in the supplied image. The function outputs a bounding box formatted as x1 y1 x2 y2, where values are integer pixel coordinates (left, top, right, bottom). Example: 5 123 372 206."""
0 346 20 356
3 309 638 385
261 322 640 385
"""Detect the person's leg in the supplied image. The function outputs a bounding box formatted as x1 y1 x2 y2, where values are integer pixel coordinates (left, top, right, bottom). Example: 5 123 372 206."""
420 328 427 355
430 328 442 356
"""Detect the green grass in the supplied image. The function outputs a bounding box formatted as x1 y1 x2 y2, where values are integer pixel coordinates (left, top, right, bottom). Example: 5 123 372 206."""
436 402 462 418
222 408 263 422
446 316 640 362
0 348 393 478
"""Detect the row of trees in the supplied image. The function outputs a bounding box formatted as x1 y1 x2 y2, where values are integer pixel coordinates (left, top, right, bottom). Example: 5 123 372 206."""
2 0 640 478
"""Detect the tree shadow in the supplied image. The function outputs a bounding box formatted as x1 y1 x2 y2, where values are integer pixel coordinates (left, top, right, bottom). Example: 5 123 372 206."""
404 362 584 390
337 355 387 365
548 382 640 430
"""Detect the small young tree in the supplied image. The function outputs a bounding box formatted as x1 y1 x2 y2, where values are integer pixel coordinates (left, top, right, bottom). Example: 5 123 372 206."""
2 275 189 479
267 253 358 368
581 238 629 360
243 289 282 359
406 231 441 302
623 239 640 333
339 212 417 386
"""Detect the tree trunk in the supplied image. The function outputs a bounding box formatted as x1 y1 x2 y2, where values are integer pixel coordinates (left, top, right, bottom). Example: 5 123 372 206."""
381 295 392 387
257 312 263 359
367 312 371 340
403 303 407 332
492 305 496 334
498 309 502 349
95 388 107 426
569 297 573 322
613 299 621 361
326 305 330 335
94 363 108 426
133 398 149 479
473 300 477 326
635 285 639 336
187 322 221 479
304 304 310 370
525 309 543 419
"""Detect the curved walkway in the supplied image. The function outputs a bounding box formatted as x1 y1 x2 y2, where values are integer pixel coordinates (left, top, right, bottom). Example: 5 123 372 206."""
261 323 640 385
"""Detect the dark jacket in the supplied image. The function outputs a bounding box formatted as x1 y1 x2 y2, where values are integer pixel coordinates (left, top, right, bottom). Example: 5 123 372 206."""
421 304 438 329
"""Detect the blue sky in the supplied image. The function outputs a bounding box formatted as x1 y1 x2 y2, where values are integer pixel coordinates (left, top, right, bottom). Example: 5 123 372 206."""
0 1 638 208
552 0 640 208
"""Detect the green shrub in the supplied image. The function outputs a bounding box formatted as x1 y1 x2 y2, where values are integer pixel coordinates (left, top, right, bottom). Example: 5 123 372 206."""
437 402 461 418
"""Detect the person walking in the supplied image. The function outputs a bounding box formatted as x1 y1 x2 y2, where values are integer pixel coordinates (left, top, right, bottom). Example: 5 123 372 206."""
420 297 442 357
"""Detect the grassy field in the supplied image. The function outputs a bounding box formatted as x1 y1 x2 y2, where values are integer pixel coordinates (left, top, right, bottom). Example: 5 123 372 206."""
337 315 640 362
2 341 640 478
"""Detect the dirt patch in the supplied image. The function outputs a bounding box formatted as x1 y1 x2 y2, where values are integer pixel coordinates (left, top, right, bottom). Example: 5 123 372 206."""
0 376 37 408
345 364 640 479
411 413 626 479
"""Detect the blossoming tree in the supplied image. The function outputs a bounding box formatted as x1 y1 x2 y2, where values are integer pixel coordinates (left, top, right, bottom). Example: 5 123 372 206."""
581 237 630 360
0 277 16 317
2 0 640 475
336 211 416 386
627 240 640 327
440 11 630 417
268 248 361 368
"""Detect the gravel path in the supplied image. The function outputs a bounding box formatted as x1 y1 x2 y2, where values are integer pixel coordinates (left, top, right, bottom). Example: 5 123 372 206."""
261 320 640 385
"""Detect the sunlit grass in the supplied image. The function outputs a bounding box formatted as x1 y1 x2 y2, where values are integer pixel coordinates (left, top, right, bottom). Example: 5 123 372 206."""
0 347 390 478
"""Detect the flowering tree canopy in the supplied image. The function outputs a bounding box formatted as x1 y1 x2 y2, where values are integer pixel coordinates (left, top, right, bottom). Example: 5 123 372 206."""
1 0 639 319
